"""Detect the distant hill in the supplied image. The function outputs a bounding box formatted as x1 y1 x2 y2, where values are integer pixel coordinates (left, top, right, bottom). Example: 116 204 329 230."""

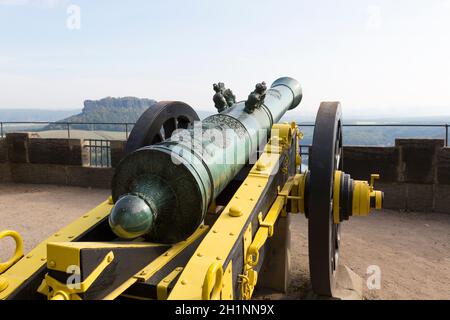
2 103 448 146
282 115 450 147
47 97 157 131
0 109 80 122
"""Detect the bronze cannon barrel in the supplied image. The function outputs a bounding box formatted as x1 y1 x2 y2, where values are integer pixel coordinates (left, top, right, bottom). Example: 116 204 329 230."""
109 77 302 243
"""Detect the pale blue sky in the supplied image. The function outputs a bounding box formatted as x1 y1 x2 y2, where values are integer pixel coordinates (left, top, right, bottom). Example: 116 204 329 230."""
1 0 450 117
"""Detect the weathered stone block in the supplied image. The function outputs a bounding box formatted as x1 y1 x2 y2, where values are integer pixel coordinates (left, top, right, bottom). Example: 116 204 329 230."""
405 183 434 212
0 163 11 182
376 182 407 211
10 163 67 185
437 148 450 185
6 133 29 163
28 139 82 166
66 166 114 189
435 185 450 214
343 146 399 182
11 163 67 185
45 165 70 185
0 138 8 163
110 140 126 167
10 163 48 184
9 163 113 189
396 139 444 184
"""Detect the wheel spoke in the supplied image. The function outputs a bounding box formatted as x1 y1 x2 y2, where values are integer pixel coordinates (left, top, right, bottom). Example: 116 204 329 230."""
151 134 163 144
124 102 199 155
163 118 177 138
177 116 191 129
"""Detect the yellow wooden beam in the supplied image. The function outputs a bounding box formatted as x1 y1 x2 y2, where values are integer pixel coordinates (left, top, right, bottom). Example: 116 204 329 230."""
0 198 113 300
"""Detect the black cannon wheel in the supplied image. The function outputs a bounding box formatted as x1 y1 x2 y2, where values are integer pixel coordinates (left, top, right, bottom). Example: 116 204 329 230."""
308 102 344 297
125 101 200 155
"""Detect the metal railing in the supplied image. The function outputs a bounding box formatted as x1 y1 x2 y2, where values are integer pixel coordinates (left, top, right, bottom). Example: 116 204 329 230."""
1 121 448 144
1 121 448 168
297 123 449 165
296 123 449 147
0 121 135 140
84 139 111 168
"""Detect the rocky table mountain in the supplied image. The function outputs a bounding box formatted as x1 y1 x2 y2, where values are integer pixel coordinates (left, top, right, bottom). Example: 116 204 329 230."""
46 97 157 131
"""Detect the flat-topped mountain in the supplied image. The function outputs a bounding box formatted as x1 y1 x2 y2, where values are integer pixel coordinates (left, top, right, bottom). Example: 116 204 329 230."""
63 97 157 123
82 97 156 114
47 97 157 131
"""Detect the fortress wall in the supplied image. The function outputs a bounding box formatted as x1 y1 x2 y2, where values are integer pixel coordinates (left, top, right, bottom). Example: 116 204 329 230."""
0 139 11 182
28 138 83 166
1 135 449 213
0 134 115 189
0 163 11 183
8 163 114 189
0 138 8 163
6 133 29 163
342 139 450 214
110 140 126 167
437 147 450 185
342 146 399 182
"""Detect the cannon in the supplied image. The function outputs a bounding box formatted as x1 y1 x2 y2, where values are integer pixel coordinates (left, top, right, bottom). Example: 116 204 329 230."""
109 77 302 243
0 76 383 300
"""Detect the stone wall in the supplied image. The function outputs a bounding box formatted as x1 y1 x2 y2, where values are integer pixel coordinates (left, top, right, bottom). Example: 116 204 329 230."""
28 138 82 166
342 139 450 214
110 140 126 167
0 138 8 163
1 134 449 213
0 138 11 182
0 133 122 189
8 164 114 189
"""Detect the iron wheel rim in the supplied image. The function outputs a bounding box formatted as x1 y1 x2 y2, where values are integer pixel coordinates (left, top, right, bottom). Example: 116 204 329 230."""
308 101 343 297
125 101 199 155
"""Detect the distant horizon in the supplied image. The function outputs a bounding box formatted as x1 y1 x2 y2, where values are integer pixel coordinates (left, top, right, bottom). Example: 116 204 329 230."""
2 106 450 122
1 1 450 119
1 98 450 119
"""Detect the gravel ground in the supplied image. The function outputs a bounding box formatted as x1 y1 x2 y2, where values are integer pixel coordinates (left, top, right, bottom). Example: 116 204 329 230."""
287 211 450 300
1 183 449 300
0 184 109 261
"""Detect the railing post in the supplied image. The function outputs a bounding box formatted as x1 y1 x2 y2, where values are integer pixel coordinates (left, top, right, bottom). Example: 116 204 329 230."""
125 123 129 140
0 122 3 138
446 124 449 147
67 123 71 139
89 140 92 167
